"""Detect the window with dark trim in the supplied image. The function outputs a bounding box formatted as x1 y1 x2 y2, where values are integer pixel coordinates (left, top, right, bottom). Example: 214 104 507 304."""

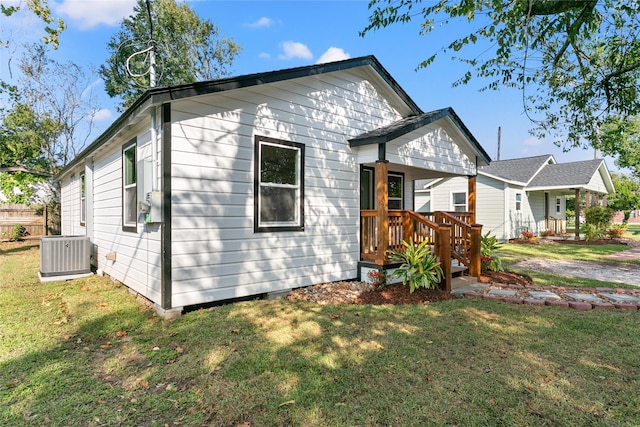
80 172 86 226
388 173 404 210
122 140 137 232
254 136 304 232
555 197 561 214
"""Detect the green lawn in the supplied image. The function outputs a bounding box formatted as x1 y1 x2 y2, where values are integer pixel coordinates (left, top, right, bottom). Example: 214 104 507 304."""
1 241 639 426
624 223 640 240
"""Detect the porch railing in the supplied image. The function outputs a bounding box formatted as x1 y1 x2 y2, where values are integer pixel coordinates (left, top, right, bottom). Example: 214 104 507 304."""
360 210 482 290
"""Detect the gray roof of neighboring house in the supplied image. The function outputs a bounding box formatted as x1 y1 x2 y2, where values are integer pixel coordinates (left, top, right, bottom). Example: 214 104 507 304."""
414 178 440 190
478 154 553 184
527 159 605 188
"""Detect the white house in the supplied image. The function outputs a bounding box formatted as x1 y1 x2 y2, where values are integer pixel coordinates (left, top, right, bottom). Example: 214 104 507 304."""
415 155 615 240
56 56 491 317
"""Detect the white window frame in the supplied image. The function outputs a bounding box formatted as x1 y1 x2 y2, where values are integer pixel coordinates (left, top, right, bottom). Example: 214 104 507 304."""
80 172 86 226
451 191 467 212
255 136 305 232
515 192 523 211
555 197 561 214
122 140 137 232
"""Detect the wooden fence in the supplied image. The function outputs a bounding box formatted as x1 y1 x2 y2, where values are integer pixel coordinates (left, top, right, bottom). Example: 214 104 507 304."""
0 203 60 239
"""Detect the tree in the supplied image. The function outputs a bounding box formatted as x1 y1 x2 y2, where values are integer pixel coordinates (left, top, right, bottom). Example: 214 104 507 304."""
0 102 60 172
0 43 100 174
100 0 241 111
17 44 99 172
1 0 65 48
599 116 640 178
607 173 640 221
362 0 640 173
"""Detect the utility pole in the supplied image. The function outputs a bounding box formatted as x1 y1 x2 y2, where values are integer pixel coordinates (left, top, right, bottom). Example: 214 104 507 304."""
496 126 501 161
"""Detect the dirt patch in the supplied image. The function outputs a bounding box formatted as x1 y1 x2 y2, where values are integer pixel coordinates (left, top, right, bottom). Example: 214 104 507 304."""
287 271 531 305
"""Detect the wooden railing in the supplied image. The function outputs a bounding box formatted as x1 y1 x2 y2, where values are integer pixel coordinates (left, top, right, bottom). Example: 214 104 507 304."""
361 210 482 289
545 217 564 234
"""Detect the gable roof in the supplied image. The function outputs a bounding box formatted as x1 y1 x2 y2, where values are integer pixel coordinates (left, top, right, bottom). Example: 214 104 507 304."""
527 159 615 193
348 107 491 165
57 55 422 180
478 154 554 185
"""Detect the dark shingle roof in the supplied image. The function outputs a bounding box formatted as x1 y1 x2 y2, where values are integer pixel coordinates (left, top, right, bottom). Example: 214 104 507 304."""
527 159 604 188
479 155 553 184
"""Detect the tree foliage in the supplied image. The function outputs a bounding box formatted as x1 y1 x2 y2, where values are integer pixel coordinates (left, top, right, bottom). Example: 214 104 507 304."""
599 116 640 178
607 173 640 217
100 0 242 110
0 43 99 174
362 0 640 174
1 0 65 48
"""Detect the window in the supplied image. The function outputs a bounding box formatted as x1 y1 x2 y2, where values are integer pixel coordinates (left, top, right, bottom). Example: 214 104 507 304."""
122 141 137 232
80 173 86 226
452 192 467 212
360 167 374 210
555 197 561 214
255 136 304 232
388 173 404 210
515 193 522 211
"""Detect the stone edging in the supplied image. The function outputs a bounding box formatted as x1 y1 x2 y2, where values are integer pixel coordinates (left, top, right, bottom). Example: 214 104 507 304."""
457 284 640 311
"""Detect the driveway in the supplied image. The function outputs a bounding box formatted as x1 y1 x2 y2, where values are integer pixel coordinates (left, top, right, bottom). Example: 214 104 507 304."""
511 252 640 287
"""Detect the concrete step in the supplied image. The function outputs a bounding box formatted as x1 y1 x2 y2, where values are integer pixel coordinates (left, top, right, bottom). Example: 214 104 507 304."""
451 275 479 290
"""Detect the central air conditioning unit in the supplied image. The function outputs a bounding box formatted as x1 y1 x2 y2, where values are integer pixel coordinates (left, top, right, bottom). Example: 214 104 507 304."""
40 236 91 279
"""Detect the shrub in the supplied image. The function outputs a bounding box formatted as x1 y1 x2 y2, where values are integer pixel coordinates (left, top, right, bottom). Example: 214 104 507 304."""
387 238 443 293
583 206 614 241
582 223 603 241
607 225 627 239
521 230 535 240
480 232 503 272
10 224 28 241
540 229 554 237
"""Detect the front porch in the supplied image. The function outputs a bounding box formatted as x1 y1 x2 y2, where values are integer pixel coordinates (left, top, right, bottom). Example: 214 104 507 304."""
359 209 482 291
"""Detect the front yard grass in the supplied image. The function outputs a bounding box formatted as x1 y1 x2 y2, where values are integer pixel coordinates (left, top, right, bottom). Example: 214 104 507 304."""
1 240 639 426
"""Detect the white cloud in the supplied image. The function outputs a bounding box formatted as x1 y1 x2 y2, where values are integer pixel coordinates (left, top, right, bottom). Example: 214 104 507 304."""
246 17 273 29
53 0 136 29
278 41 312 60
316 47 350 64
92 108 113 121
258 52 271 60
522 137 543 146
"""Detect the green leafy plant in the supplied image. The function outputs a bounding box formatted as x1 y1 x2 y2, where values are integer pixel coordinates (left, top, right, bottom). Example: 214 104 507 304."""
387 238 443 293
10 224 28 241
480 232 503 272
584 206 614 240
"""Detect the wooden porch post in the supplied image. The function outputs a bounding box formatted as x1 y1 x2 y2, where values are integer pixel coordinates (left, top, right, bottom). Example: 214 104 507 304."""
585 191 591 208
469 224 482 280
468 175 477 224
437 223 452 292
376 160 389 265
574 188 581 240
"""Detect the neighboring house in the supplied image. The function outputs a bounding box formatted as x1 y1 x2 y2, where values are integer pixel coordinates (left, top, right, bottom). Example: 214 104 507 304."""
613 210 640 224
415 155 615 240
56 56 491 317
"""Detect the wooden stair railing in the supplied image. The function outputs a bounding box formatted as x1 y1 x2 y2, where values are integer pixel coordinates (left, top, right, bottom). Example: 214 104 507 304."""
434 211 481 279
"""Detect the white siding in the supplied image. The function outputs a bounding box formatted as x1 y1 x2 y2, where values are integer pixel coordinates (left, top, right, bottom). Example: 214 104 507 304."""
428 176 468 212
586 169 608 194
88 120 162 304
475 175 505 239
169 71 403 306
386 124 478 176
414 191 431 212
59 171 86 236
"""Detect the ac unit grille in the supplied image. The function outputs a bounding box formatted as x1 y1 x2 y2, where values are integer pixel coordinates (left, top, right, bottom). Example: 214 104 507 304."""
40 236 91 277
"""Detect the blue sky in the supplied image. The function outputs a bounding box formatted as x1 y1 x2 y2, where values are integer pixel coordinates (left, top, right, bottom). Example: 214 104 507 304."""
1 0 622 171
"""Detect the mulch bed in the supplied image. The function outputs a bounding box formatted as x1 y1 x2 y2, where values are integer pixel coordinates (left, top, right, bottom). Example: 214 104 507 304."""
287 270 531 305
